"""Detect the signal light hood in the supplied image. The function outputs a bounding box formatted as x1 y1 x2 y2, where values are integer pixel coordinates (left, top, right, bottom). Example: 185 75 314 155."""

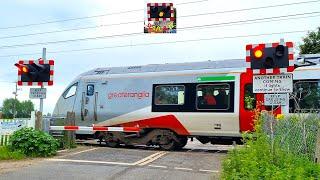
275 45 285 57
14 63 29 74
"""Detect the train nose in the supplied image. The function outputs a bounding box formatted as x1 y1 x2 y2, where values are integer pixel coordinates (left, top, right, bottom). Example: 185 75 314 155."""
52 104 59 116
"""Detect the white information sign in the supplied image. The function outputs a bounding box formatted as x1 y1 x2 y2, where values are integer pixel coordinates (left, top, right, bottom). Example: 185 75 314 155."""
253 74 293 93
264 94 288 106
29 88 46 99
0 120 27 135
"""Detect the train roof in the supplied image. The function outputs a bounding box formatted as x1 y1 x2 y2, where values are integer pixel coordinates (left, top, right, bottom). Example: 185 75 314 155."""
79 54 320 77
80 59 246 76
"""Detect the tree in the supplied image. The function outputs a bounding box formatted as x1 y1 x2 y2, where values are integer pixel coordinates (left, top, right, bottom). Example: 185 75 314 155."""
18 100 35 118
299 27 320 54
1 98 34 119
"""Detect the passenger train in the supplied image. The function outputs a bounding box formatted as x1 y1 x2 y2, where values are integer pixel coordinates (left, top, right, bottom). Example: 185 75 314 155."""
52 56 320 150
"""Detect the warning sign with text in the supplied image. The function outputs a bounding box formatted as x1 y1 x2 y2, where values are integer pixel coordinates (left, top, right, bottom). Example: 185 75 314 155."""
264 94 288 106
29 88 46 99
253 74 293 93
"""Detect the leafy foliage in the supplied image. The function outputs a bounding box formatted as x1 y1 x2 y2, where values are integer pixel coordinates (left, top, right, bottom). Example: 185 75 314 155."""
222 112 320 179
1 98 34 119
9 128 59 157
0 146 25 160
244 96 255 110
299 27 320 54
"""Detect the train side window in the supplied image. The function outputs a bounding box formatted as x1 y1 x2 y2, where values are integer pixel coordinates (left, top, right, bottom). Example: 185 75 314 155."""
63 83 78 99
154 85 185 105
87 84 94 96
196 84 230 110
290 80 320 112
244 84 256 110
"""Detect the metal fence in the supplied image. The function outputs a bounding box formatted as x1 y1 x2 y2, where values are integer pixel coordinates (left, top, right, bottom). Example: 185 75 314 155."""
261 112 320 161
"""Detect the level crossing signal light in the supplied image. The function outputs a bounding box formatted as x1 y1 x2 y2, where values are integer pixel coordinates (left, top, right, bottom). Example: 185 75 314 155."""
150 5 171 18
14 60 54 86
250 44 289 70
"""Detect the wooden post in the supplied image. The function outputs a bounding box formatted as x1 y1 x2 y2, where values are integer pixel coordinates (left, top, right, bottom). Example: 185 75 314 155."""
63 112 76 149
35 111 42 130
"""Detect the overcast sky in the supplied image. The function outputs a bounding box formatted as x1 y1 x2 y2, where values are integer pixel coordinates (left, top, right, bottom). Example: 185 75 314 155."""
0 0 319 114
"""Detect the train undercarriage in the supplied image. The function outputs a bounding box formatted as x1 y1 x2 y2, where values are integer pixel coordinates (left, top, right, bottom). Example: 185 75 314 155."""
92 129 242 150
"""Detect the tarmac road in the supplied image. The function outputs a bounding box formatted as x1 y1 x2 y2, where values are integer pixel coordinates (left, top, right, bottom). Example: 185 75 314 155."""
0 140 232 180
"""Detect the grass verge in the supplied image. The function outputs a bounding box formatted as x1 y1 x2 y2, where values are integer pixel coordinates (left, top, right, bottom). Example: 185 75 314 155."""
0 146 25 160
221 112 320 179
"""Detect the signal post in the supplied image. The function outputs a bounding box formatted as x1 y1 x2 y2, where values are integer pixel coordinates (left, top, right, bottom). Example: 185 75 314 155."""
14 48 54 130
246 39 294 114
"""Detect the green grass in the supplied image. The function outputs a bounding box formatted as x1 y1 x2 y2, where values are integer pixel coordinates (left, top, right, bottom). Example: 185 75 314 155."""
0 146 25 160
222 139 320 179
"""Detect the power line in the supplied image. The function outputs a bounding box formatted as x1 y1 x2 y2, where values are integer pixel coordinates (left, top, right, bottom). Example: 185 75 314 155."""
181 12 320 29
0 80 16 83
179 0 320 18
0 11 318 49
185 14 320 30
1 8 319 40
0 1 318 40
0 29 311 58
0 0 208 30
0 0 318 30
0 20 142 39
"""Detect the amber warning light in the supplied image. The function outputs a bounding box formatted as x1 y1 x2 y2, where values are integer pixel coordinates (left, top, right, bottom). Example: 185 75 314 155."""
253 47 264 59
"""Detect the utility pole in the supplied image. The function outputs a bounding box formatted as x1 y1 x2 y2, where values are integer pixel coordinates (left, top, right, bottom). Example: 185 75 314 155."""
13 82 18 118
35 48 46 131
40 48 46 114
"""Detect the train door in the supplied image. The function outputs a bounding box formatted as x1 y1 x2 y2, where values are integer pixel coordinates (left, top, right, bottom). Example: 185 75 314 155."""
239 72 281 132
81 83 98 122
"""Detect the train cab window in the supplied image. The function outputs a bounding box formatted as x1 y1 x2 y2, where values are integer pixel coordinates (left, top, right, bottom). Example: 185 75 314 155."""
290 80 320 112
154 85 185 105
244 84 256 110
63 83 78 99
196 84 230 110
87 84 94 96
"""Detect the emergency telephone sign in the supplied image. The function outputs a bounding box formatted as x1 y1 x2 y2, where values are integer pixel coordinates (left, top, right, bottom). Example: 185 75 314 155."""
264 94 288 106
29 88 47 99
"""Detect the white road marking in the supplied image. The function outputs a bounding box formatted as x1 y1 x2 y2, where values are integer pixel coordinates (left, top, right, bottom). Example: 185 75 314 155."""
57 147 100 158
133 151 167 166
174 167 193 171
148 165 167 169
47 158 133 166
199 169 219 173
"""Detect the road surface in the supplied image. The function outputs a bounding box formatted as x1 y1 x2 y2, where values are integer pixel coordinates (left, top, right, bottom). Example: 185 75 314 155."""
0 140 232 180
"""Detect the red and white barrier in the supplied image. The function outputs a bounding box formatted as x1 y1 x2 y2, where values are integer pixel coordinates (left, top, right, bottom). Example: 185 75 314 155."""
50 126 140 133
